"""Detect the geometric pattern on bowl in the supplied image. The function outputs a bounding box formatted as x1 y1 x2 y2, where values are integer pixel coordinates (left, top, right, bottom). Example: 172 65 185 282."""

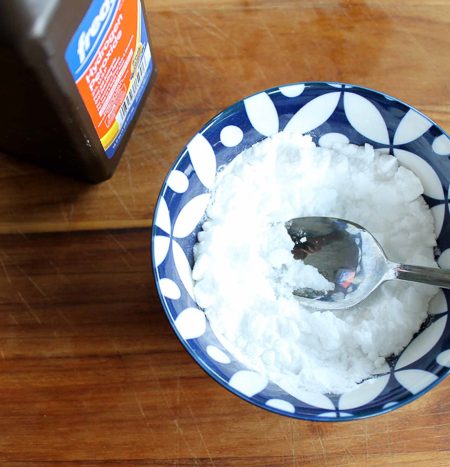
152 82 450 421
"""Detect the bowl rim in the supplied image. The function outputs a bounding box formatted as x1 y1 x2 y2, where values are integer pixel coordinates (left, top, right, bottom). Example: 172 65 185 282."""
151 80 450 422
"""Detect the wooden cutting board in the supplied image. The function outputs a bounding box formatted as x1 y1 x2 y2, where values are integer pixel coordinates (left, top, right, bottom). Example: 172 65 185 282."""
0 0 449 464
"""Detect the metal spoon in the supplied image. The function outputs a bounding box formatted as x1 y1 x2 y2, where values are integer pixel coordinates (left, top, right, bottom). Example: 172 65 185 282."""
286 216 450 310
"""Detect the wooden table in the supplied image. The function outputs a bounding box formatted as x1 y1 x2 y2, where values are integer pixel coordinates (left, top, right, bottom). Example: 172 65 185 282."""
1 0 449 464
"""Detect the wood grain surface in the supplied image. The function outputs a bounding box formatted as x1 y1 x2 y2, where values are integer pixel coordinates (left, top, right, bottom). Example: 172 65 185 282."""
0 0 450 465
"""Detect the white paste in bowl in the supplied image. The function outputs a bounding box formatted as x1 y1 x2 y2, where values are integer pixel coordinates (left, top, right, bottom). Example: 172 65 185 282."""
193 132 438 394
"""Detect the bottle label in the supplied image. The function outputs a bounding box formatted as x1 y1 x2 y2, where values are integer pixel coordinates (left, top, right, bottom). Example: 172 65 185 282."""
65 0 153 158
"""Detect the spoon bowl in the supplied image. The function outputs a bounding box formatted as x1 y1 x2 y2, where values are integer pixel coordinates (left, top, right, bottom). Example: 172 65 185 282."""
287 217 450 310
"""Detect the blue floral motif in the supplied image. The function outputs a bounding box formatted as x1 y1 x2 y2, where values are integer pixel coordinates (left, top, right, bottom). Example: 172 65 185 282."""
152 82 450 421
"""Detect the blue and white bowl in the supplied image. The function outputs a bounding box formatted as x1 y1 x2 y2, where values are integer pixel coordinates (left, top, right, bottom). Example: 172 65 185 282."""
152 82 450 421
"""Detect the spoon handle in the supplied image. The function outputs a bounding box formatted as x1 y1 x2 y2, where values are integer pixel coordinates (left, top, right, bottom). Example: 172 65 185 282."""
394 263 450 289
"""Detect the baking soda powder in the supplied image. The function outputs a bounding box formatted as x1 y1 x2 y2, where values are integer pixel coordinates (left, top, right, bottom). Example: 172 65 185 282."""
192 132 438 394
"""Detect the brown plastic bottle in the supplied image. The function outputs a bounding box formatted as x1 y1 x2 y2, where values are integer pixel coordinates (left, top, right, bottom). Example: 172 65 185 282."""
0 0 156 183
